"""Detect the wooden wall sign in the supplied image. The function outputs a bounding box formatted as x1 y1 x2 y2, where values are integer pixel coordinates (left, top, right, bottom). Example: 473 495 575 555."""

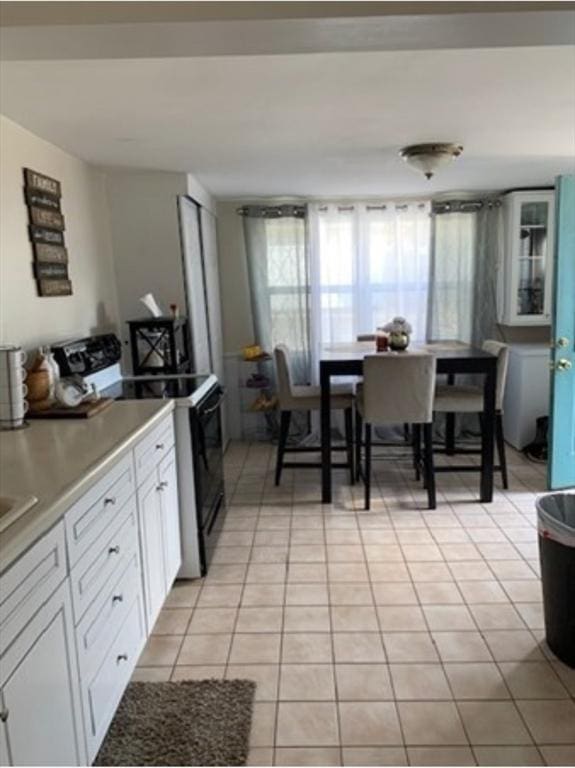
24 168 72 297
29 225 65 245
37 279 73 297
34 243 68 264
29 207 65 230
34 262 69 280
25 169 61 197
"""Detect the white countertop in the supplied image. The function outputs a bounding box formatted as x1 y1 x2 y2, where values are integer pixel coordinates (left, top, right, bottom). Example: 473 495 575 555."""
0 399 174 572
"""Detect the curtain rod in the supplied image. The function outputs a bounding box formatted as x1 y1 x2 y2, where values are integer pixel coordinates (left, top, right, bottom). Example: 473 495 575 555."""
317 202 428 213
237 204 306 219
432 198 502 215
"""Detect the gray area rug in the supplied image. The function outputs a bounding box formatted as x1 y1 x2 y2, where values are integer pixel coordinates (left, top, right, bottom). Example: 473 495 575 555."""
94 680 256 766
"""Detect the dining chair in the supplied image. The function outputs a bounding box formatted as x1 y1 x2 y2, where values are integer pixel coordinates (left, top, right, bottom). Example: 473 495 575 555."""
273 344 355 486
433 340 510 488
356 353 437 510
356 334 411 445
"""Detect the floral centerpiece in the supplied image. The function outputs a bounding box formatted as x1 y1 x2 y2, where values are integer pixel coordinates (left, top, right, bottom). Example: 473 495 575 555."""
381 316 412 351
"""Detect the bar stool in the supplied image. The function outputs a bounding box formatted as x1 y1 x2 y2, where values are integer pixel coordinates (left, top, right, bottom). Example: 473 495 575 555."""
274 344 355 486
356 353 437 510
433 340 510 488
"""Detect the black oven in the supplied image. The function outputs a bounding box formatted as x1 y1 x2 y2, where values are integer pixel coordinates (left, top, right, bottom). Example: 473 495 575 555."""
190 383 226 574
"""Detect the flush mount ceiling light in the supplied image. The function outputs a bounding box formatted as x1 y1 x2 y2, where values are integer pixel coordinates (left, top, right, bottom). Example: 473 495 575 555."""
399 143 463 180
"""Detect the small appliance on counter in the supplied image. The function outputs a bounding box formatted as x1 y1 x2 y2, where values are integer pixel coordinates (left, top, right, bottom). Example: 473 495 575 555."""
51 332 226 578
0 345 29 430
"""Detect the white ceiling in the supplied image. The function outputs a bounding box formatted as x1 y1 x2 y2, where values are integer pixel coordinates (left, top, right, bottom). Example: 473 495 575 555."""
2 45 574 198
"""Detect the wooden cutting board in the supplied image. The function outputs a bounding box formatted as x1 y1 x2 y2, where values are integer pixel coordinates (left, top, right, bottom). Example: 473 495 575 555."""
28 398 115 419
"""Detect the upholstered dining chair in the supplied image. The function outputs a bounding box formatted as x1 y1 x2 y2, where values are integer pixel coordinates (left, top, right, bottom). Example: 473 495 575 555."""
356 334 411 446
433 340 510 488
356 353 437 510
273 344 355 486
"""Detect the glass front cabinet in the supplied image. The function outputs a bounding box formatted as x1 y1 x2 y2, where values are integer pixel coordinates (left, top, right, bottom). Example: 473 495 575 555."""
498 190 555 326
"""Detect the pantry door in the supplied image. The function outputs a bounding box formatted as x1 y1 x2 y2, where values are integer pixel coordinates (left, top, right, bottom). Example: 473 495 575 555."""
548 175 575 489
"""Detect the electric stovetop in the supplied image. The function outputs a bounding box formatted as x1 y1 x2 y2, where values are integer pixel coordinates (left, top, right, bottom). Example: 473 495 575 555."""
101 374 214 402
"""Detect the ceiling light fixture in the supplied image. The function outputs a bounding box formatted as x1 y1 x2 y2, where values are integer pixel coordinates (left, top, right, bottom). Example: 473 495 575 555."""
399 143 463 180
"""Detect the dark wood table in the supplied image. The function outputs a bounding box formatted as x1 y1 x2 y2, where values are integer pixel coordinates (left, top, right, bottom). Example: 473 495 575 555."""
319 342 498 504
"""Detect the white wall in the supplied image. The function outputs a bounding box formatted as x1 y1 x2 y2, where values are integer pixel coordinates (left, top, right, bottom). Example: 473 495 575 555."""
0 115 119 351
104 169 189 359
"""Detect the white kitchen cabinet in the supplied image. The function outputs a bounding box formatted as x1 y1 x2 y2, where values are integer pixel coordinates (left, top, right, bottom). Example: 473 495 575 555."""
498 190 555 326
137 446 182 631
0 409 183 765
159 450 182 589
77 551 146 762
0 580 85 766
138 471 167 630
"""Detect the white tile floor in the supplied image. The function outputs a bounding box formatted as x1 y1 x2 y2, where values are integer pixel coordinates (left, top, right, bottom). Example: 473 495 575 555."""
134 441 575 767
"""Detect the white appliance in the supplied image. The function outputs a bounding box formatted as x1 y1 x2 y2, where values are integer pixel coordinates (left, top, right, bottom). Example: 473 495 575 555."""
503 343 551 450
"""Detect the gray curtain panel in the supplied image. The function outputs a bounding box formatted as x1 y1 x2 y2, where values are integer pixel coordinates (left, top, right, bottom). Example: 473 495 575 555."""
241 205 311 438
427 198 503 345
427 198 504 438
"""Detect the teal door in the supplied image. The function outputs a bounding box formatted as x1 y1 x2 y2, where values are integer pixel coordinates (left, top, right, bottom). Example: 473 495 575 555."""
549 175 575 489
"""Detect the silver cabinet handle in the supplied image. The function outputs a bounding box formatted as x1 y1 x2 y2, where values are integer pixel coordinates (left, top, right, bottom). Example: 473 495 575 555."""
116 654 128 663
112 594 123 604
108 545 120 555
0 709 8 723
104 497 117 506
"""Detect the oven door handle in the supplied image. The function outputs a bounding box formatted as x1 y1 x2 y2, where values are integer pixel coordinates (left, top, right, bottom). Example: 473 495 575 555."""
200 389 226 418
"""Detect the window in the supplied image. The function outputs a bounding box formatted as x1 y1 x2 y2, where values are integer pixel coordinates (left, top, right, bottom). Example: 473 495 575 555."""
309 202 431 355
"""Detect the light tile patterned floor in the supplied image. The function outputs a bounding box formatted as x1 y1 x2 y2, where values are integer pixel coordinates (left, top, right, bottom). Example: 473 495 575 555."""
133 442 575 767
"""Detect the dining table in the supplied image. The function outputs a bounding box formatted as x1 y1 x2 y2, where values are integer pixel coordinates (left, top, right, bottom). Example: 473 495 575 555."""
319 341 498 504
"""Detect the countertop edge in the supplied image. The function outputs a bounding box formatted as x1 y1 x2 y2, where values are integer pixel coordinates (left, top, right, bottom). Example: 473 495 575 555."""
0 400 175 574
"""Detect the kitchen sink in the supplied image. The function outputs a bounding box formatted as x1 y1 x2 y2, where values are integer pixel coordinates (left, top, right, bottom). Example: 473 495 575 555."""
0 495 38 533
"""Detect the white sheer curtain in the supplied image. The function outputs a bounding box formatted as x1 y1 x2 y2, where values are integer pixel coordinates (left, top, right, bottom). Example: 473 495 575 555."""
308 201 431 381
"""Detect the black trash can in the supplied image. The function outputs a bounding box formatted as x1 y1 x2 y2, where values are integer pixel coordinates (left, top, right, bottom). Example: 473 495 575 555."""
537 492 575 668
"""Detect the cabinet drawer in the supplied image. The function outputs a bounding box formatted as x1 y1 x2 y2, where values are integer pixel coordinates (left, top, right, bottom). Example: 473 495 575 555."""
70 500 139 625
76 549 141 682
0 522 67 650
134 415 175 488
83 591 146 761
65 453 135 567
